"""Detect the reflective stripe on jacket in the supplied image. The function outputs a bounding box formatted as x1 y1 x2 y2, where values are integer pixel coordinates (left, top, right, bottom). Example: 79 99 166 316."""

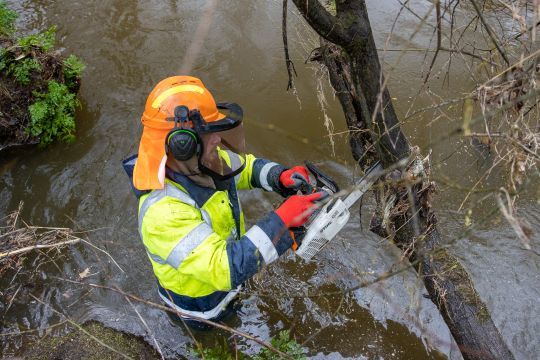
123 152 292 319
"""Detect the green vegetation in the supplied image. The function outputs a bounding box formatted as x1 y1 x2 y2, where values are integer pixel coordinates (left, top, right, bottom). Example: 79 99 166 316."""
0 0 17 36
193 330 307 360
28 80 79 145
17 26 56 52
63 53 86 89
254 330 306 360
9 57 41 85
0 1 84 148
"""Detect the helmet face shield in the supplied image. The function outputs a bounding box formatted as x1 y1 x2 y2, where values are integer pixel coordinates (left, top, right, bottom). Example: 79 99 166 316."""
199 123 246 180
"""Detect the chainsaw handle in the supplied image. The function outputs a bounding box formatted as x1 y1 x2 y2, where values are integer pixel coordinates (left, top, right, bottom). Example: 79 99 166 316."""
305 161 340 193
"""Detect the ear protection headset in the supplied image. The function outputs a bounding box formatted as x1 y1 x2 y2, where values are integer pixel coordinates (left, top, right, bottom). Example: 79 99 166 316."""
165 106 203 161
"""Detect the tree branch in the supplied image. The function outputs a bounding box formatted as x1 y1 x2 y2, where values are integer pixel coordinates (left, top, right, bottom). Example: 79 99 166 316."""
468 0 510 65
291 0 352 45
282 0 298 91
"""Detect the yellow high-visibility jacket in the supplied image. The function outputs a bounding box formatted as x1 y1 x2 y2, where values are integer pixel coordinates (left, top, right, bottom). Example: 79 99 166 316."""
123 151 292 320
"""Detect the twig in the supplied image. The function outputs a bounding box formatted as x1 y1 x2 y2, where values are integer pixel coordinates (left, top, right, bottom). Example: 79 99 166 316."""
29 293 135 360
514 19 540 39
26 226 71 230
124 295 165 360
0 320 68 337
424 0 442 83
0 238 81 259
4 284 21 314
283 0 298 92
468 0 510 65
496 189 532 249
79 238 124 273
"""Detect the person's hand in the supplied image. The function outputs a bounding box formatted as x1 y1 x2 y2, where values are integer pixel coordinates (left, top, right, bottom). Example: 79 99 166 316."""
279 166 313 191
275 192 327 227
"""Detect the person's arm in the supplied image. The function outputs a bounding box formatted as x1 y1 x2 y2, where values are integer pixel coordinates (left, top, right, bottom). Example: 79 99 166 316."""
177 211 293 290
142 192 322 292
142 197 293 292
225 151 312 196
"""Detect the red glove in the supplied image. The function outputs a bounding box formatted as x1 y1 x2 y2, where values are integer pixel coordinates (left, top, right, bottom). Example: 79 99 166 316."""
275 192 327 227
279 166 311 189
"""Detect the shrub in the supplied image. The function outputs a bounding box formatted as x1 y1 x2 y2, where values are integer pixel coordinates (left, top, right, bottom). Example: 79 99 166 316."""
0 46 8 71
27 80 80 146
17 26 56 52
0 0 17 36
63 54 85 88
9 57 42 85
0 1 84 148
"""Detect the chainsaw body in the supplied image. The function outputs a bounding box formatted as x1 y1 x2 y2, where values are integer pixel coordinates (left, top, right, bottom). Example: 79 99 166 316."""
295 198 351 260
294 161 382 261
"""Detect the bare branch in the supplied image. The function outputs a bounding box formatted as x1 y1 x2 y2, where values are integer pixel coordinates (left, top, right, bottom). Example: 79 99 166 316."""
292 0 353 45
468 0 510 65
283 0 298 92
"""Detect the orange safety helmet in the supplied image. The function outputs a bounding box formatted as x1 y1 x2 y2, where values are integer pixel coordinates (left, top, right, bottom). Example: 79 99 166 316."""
133 76 244 190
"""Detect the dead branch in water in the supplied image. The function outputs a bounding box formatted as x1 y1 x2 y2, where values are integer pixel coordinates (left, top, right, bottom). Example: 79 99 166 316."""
0 202 81 270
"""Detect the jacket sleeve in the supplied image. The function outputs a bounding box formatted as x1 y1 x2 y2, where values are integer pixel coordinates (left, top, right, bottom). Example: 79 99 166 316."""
226 211 292 288
180 210 293 291
236 154 291 196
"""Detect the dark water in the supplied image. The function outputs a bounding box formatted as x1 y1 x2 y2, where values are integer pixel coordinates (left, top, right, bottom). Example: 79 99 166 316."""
1 1 538 359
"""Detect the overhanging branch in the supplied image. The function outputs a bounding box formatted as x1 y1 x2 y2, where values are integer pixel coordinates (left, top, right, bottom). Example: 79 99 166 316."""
291 0 353 45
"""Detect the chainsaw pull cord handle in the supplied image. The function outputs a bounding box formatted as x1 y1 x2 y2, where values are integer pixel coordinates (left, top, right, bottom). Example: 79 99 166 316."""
290 230 298 251
290 224 310 251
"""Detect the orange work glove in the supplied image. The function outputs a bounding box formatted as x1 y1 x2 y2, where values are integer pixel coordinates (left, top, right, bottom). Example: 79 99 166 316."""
279 166 312 190
275 192 327 227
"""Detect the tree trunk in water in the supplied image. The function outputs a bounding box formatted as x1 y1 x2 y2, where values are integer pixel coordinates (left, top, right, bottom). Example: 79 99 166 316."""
292 1 514 359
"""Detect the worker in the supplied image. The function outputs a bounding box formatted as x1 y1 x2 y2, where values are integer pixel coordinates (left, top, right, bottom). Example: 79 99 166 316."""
123 76 325 329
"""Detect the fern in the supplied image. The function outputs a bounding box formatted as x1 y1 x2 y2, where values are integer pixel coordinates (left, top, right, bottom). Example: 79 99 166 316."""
0 46 8 71
27 80 79 146
0 0 17 37
17 26 56 52
62 54 85 88
9 58 41 85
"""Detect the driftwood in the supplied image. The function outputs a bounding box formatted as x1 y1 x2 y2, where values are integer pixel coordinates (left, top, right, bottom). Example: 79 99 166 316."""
0 202 81 269
291 1 514 359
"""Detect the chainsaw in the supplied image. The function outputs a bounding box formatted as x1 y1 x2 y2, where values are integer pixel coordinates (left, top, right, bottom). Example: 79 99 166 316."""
291 161 382 261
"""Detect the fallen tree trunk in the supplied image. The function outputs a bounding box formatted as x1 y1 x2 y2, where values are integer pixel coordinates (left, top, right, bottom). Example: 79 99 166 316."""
292 1 514 359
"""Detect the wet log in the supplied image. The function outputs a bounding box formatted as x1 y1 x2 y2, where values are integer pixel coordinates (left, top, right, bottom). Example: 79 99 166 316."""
292 1 514 359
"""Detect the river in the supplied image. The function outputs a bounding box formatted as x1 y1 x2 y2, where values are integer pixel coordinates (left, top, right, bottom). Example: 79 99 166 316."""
1 1 538 359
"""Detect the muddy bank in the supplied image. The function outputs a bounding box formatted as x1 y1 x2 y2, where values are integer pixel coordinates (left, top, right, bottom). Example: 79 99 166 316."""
21 321 159 360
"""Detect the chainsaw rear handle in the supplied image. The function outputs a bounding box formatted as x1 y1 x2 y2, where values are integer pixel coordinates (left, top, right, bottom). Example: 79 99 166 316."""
294 161 340 197
305 161 340 193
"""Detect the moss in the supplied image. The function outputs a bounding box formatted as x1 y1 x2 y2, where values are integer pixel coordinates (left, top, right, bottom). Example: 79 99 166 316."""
24 321 159 360
432 249 489 322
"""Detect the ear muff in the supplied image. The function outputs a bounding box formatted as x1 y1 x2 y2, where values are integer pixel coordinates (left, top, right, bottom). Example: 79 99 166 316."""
166 129 201 161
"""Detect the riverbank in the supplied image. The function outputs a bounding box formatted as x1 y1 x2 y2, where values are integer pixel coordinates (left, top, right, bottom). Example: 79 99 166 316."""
21 321 159 360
